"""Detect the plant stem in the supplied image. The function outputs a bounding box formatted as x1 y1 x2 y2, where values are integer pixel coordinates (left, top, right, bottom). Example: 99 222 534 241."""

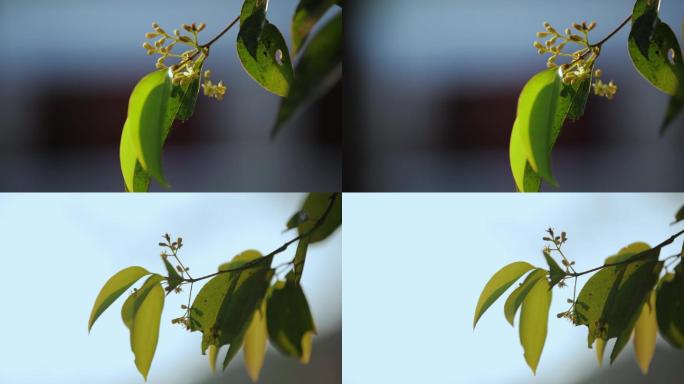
590 15 632 48
566 228 684 278
183 193 339 284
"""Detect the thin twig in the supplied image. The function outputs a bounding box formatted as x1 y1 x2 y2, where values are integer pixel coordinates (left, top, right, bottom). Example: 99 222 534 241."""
590 15 632 48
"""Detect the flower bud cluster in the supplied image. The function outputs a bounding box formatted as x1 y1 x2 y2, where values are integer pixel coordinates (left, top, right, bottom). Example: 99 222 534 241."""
533 21 617 98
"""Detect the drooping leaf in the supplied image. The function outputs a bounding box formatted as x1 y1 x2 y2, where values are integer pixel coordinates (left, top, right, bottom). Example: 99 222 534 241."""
237 0 294 96
243 301 268 382
595 337 606 367
504 268 547 326
543 253 565 288
161 255 183 293
272 11 342 137
297 192 341 243
88 266 150 331
120 274 165 381
120 70 202 192
286 210 309 230
291 0 338 55
574 243 663 363
293 236 310 284
633 290 657 374
512 69 562 185
208 345 218 374
473 261 535 328
120 70 171 187
656 269 684 349
266 276 316 363
519 277 552 374
509 75 590 191
628 0 684 96
190 251 273 358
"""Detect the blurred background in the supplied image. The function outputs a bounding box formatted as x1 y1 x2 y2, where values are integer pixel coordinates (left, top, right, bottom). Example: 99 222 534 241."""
0 0 341 191
343 193 684 383
0 194 341 383
344 0 684 191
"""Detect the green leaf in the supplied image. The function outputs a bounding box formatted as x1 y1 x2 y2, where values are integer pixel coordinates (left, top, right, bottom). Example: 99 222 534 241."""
656 269 684 349
543 253 565 288
120 70 202 192
120 274 165 381
237 0 294 97
88 266 150 331
673 205 684 224
266 276 316 363
293 236 310 284
512 69 562 185
161 255 183 293
504 268 547 326
291 0 338 55
273 11 342 137
473 261 535 328
519 276 552 374
286 210 309 230
243 300 268 381
574 243 663 363
190 251 273 358
628 0 684 96
121 70 171 187
509 76 590 192
297 192 341 243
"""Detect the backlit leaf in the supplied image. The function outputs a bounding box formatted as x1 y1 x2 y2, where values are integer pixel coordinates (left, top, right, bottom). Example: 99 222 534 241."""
504 268 546 326
633 290 657 374
656 269 684 349
509 118 541 192
297 192 341 243
273 11 342 137
237 0 294 96
120 274 165 381
595 337 606 367
190 251 273 358
512 69 561 185
673 205 684 224
291 0 338 55
473 261 535 328
161 255 183 293
543 253 565 288
243 301 268 382
88 266 150 331
266 276 316 363
519 277 552 374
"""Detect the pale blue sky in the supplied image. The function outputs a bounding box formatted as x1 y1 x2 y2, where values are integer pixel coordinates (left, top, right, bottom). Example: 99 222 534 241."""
0 193 341 384
343 193 683 383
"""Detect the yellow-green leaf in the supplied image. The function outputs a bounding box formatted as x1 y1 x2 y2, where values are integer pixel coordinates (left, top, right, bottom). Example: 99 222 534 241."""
208 345 218 374
474 261 535 328
266 277 316 363
595 337 606 367
120 274 165 381
297 192 341 243
513 69 562 185
519 277 552 374
509 118 541 192
633 290 657 374
243 302 268 382
122 70 171 187
88 266 150 331
504 269 546 326
291 0 338 55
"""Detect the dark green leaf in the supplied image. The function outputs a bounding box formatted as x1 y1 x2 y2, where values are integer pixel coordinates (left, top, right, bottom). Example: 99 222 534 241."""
120 274 165 380
473 261 535 327
297 192 341 243
190 251 273 357
161 255 183 293
674 205 684 224
660 90 684 134
266 276 316 363
272 11 342 137
543 253 565 288
291 0 338 55
656 269 684 349
628 0 684 96
574 243 662 363
88 266 150 331
237 0 294 96
504 268 546 326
